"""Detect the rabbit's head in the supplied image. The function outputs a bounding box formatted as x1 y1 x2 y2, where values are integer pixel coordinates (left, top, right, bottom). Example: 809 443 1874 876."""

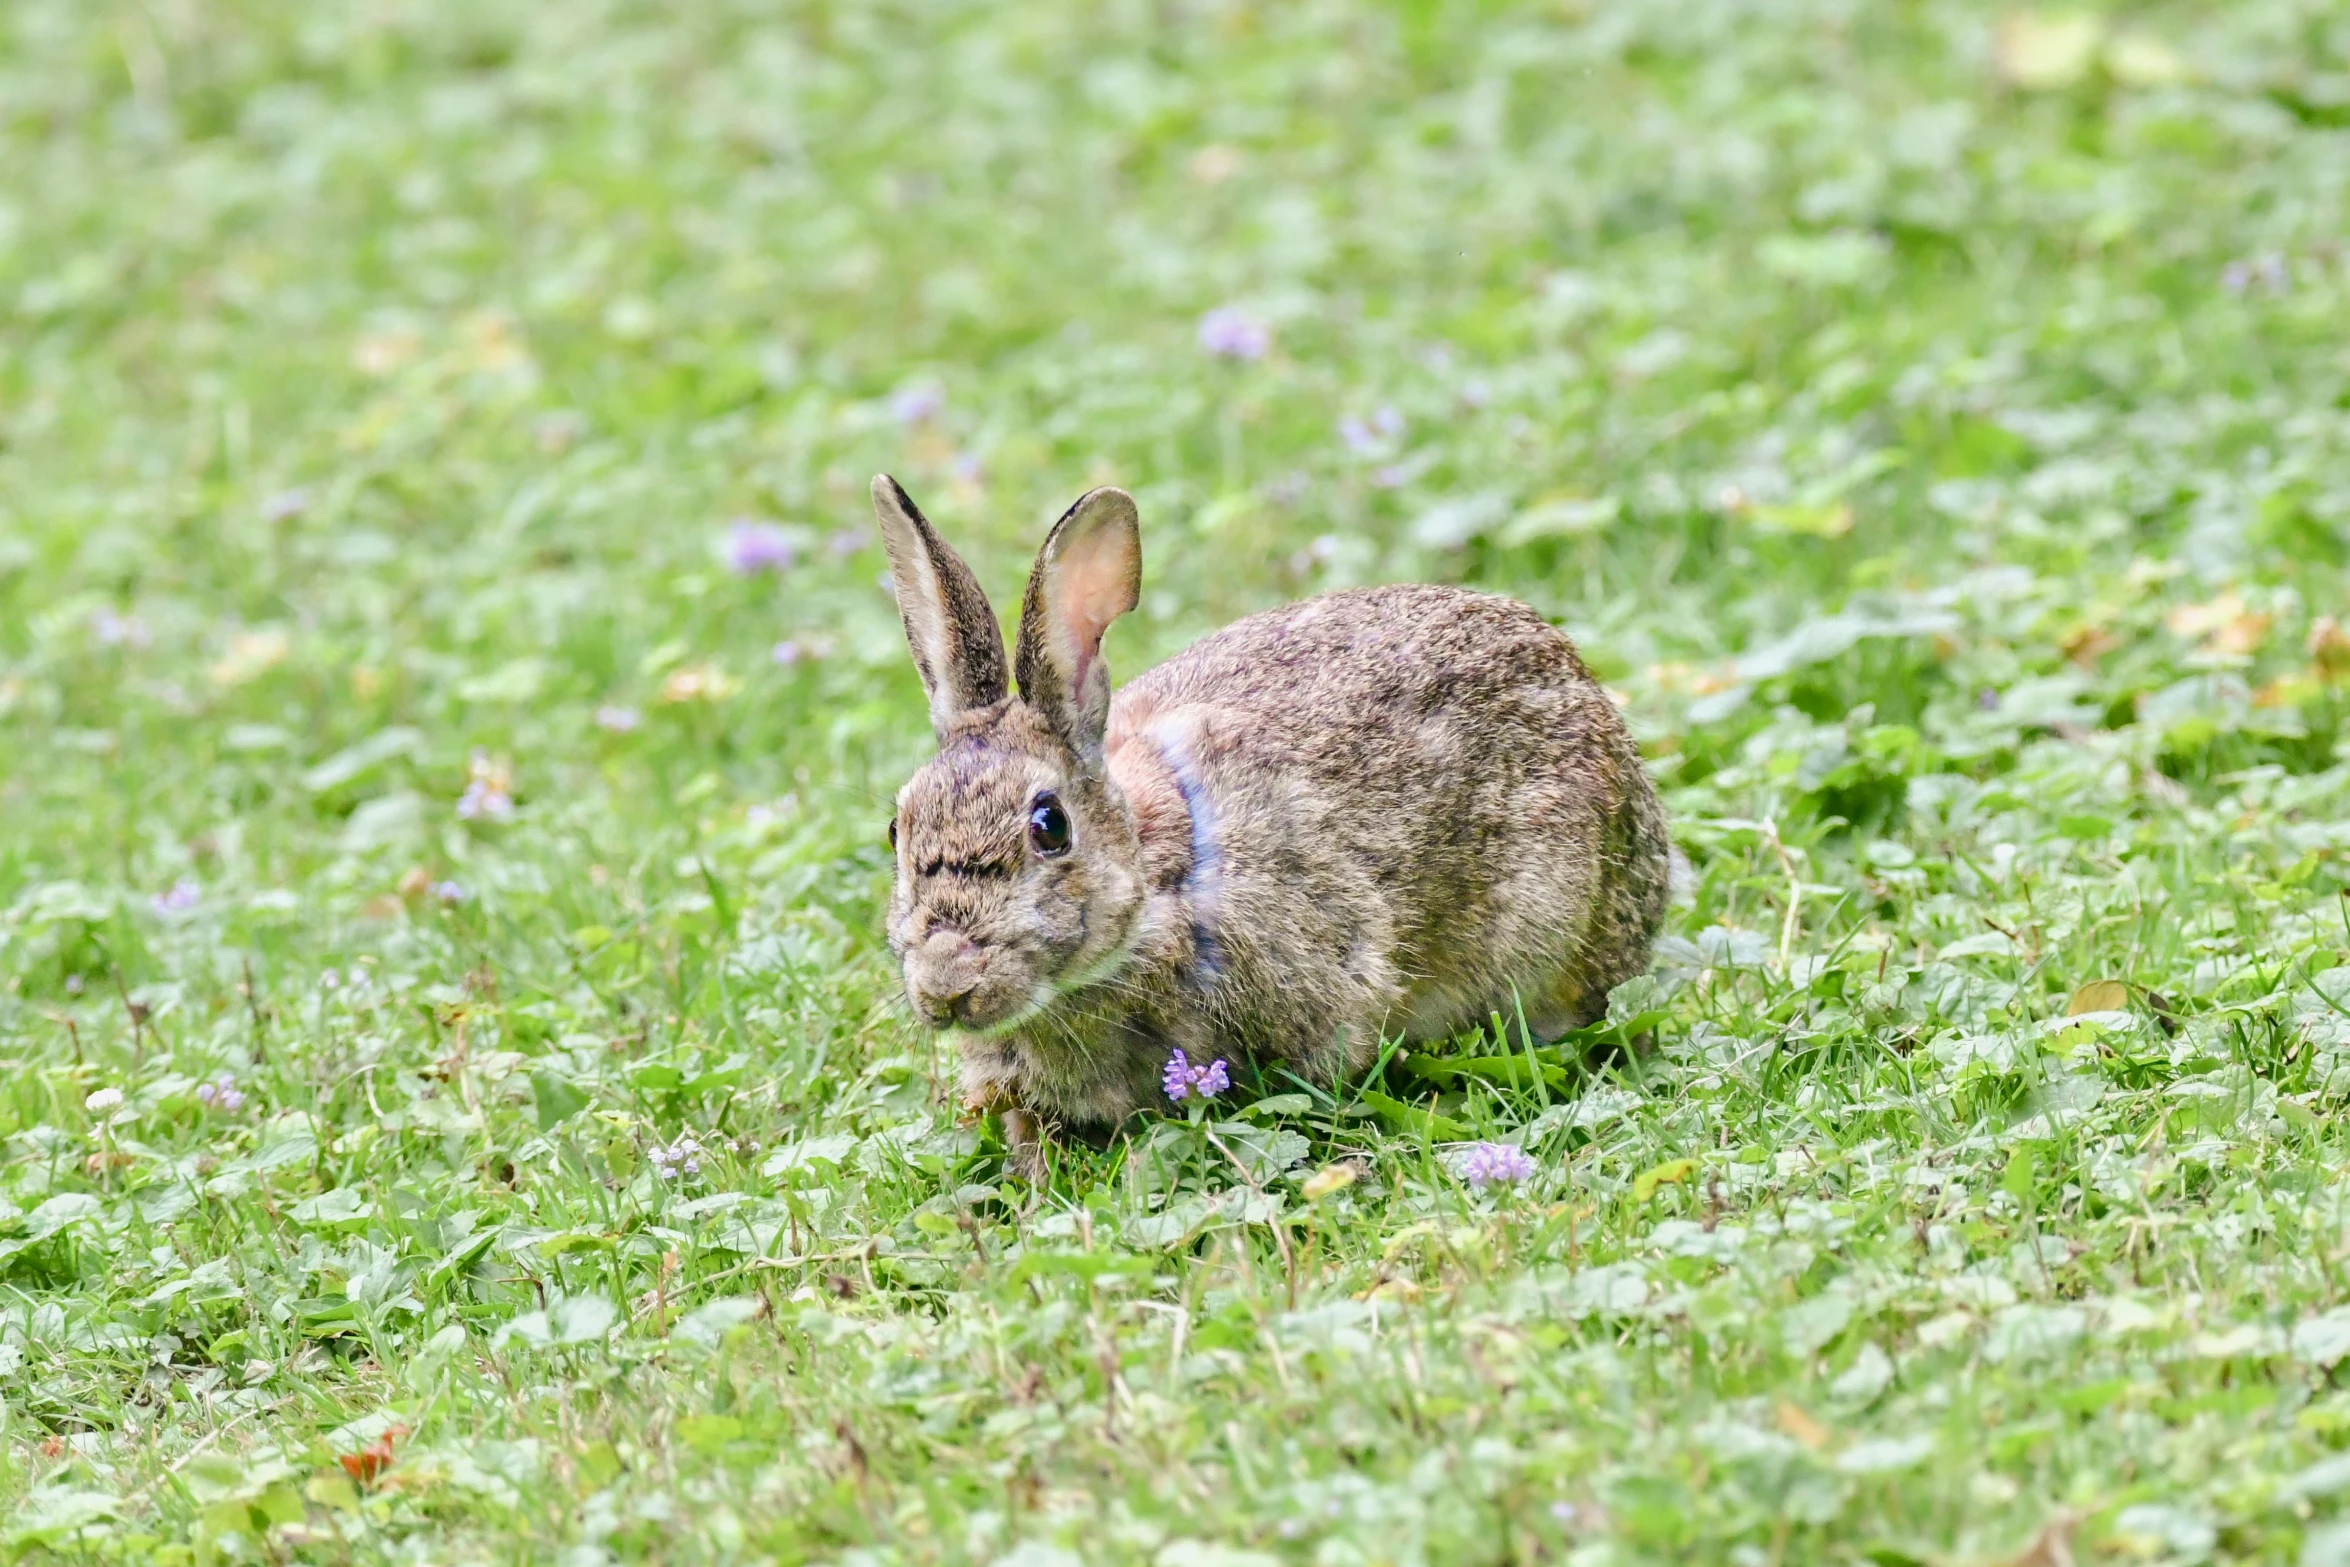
873 476 1148 1033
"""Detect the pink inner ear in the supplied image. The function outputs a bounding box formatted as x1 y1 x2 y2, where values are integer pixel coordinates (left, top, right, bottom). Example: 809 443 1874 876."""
1055 525 1134 682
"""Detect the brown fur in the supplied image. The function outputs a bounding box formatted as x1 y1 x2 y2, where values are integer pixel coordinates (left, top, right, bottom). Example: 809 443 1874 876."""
874 476 1671 1141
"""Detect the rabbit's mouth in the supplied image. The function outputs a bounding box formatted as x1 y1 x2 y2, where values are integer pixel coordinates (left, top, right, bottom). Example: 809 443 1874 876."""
948 917 1143 1039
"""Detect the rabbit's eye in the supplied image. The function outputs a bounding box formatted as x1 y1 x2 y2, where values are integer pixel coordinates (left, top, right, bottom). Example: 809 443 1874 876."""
887 817 898 851
1028 793 1072 857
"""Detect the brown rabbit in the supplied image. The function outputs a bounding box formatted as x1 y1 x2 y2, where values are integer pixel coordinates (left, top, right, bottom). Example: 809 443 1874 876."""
874 475 1670 1152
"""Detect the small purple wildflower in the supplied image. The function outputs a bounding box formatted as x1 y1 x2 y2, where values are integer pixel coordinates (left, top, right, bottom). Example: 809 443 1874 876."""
650 1133 705 1181
456 752 514 822
723 520 797 576
1455 1141 1537 1188
1196 306 1270 362
594 704 641 733
2222 253 2291 295
260 488 311 522
151 878 201 916
195 1074 246 1113
1339 416 1379 456
1373 463 1411 489
92 609 151 648
745 796 798 830
889 383 944 424
828 528 871 557
1162 1049 1230 1102
428 879 467 905
65 975 85 995
456 779 512 821
320 968 340 991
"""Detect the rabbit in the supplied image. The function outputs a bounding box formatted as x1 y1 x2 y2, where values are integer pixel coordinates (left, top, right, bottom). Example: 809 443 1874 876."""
872 474 1671 1156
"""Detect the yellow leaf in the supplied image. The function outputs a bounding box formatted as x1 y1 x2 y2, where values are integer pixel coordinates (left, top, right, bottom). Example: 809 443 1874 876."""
352 326 420 376
1301 1163 1358 1202
2254 673 2319 710
305 1470 361 1513
2166 590 2269 657
1187 144 1244 185
1358 1276 1422 1304
2105 33 2189 88
1632 1157 1698 1202
2066 979 2129 1016
209 629 289 688
2311 617 2350 680
1746 501 1853 538
1775 1399 1831 1452
1995 13 2103 90
2058 623 2118 669
660 664 737 704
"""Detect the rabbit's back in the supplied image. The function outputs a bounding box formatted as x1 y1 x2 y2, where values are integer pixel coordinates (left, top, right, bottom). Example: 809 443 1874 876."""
1111 583 1668 1055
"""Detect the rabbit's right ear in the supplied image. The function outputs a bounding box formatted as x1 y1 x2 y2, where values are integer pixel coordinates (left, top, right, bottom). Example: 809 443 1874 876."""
871 475 1009 736
1015 486 1141 767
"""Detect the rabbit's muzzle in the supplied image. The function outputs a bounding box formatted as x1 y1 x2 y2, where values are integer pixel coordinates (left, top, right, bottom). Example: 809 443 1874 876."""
902 926 1030 1030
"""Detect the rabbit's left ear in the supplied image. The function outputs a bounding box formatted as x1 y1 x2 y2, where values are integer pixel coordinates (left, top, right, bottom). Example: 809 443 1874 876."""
1016 487 1141 765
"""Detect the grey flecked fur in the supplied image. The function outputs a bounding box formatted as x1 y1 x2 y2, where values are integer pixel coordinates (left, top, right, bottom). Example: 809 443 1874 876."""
874 475 1671 1145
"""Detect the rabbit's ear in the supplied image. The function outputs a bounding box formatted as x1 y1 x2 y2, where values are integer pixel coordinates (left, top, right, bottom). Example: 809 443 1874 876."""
872 475 1009 736
1016 486 1141 764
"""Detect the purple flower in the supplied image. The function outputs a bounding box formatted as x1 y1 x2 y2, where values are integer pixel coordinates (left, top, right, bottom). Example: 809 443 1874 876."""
456 780 513 821
1455 1141 1537 1188
457 752 514 820
1339 416 1379 455
195 1074 246 1113
1162 1049 1231 1102
651 1134 705 1181
428 880 466 905
150 878 201 916
722 520 797 576
2222 253 2291 295
889 384 944 424
594 704 641 733
828 528 872 558
260 488 311 522
92 609 151 648
1196 306 1270 362
772 639 817 668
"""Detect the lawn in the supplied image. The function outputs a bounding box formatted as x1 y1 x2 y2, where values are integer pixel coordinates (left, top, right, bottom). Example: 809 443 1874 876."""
5 0 2350 1561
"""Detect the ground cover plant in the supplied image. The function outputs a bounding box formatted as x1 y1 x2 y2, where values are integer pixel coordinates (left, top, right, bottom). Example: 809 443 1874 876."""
5 0 2350 1560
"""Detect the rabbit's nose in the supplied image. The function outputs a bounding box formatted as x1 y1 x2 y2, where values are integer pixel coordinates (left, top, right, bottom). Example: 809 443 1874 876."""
909 931 983 1025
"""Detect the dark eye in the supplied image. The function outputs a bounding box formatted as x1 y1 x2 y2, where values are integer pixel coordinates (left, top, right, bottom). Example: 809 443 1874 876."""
1027 793 1072 857
887 817 898 850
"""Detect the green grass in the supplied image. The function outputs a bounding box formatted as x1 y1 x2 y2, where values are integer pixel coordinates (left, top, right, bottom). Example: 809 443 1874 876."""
6 0 2350 1560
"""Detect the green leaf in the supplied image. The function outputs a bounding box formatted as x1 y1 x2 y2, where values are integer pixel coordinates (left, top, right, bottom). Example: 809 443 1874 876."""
287 1187 374 1228
1404 1054 1569 1092
531 1069 591 1130
1354 1089 1471 1143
